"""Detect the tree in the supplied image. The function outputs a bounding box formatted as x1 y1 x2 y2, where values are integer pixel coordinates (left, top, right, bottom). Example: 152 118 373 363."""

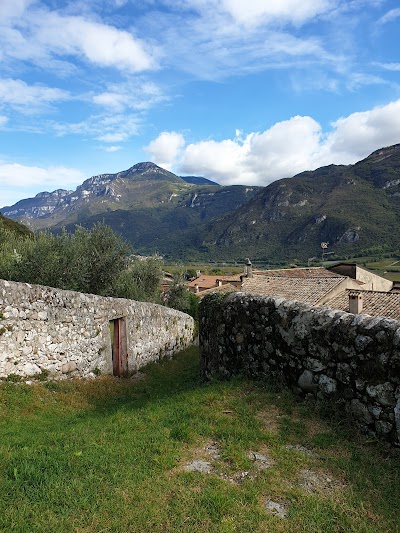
165 275 199 319
0 223 163 302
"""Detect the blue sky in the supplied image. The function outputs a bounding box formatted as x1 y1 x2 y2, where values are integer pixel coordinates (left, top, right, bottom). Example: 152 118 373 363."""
1 0 400 207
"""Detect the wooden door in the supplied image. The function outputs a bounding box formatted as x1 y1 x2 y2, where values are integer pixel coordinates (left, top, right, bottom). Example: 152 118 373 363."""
110 318 128 377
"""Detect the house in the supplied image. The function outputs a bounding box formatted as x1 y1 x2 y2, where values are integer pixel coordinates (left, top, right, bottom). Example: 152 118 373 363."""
327 263 393 292
196 283 238 299
242 274 362 306
241 262 399 320
187 274 242 294
328 289 400 321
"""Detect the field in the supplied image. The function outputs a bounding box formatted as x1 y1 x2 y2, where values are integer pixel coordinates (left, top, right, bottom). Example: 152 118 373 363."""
165 256 400 282
1 347 399 532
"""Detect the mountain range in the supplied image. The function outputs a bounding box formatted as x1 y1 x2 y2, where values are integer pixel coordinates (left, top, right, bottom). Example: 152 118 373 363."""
2 144 400 261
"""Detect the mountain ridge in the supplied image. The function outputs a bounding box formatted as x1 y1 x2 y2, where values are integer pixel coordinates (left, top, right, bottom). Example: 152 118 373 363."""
3 145 400 261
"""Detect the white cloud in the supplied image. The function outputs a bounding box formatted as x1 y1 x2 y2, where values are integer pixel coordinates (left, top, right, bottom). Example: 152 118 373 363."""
0 78 69 112
0 116 8 127
0 5 157 74
168 0 337 27
169 98 400 186
51 113 141 142
104 145 122 152
145 131 186 170
219 0 335 27
36 12 156 72
0 0 32 22
0 163 85 188
346 72 386 91
324 99 400 162
377 7 400 25
138 0 341 81
0 163 86 207
92 80 166 112
378 63 400 72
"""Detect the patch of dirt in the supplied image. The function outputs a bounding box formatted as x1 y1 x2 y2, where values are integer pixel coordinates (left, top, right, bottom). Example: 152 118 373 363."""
248 450 275 470
304 417 330 438
298 468 347 494
180 441 275 485
285 444 318 457
256 405 283 434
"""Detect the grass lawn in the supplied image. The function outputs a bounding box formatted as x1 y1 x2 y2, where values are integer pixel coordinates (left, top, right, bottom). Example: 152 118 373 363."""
1 346 399 532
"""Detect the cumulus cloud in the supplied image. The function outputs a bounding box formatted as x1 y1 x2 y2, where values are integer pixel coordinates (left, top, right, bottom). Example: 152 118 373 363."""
36 12 156 72
0 4 157 73
0 163 86 207
324 99 400 162
145 131 186 170
159 99 400 186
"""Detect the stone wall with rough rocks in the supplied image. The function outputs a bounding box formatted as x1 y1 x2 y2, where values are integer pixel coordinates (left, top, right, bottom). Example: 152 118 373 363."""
0 278 194 379
199 292 400 445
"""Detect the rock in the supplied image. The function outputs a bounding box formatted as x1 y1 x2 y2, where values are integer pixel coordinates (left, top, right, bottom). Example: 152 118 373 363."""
184 460 212 473
21 362 41 376
395 400 400 443
350 399 373 425
355 335 372 352
368 404 382 420
306 358 326 372
265 500 287 519
61 361 77 374
298 370 317 393
248 451 274 469
336 363 352 384
21 346 33 356
366 383 395 407
375 420 393 436
318 374 337 395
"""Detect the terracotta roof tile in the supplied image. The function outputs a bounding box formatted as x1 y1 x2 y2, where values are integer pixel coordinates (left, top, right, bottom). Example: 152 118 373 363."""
328 289 400 320
252 267 343 278
187 275 220 289
197 284 238 299
242 276 345 306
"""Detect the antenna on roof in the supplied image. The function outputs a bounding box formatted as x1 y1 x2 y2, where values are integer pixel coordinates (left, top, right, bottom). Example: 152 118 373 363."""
320 242 334 262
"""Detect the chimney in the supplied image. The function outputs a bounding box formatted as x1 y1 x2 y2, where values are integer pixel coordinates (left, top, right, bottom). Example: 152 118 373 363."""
349 292 363 314
194 283 199 294
217 280 223 287
245 258 253 278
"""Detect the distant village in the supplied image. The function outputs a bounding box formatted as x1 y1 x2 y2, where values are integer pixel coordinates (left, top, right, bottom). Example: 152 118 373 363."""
164 260 400 321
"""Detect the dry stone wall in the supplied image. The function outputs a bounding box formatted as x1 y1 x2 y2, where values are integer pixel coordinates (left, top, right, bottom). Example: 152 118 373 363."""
199 292 400 445
0 279 194 379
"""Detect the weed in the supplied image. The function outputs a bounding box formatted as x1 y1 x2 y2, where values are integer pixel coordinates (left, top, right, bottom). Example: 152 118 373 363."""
36 369 49 382
3 373 22 382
